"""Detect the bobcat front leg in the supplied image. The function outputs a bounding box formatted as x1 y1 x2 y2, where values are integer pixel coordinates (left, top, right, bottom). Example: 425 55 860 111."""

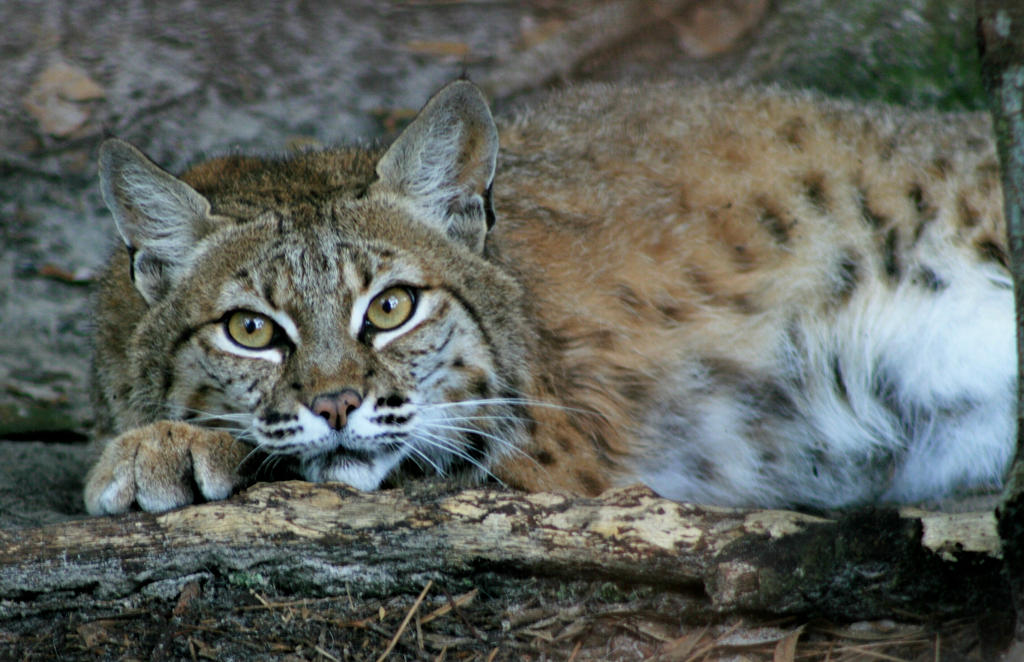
84 421 252 515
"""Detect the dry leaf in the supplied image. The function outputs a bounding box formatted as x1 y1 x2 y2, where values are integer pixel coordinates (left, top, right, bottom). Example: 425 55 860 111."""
191 637 220 660
22 60 105 137
76 621 111 648
40 60 104 100
173 580 202 616
675 0 768 58
36 263 96 284
772 627 803 662
716 625 795 647
657 628 707 661
517 17 565 50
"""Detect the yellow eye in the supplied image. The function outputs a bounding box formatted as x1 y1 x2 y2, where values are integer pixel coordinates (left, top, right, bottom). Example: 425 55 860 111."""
226 311 276 349
365 287 415 331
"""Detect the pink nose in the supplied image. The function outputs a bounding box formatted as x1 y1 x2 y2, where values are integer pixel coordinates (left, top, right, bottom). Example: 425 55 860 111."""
311 390 362 430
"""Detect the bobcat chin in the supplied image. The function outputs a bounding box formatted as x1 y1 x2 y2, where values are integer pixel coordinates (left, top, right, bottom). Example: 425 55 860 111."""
85 80 1014 515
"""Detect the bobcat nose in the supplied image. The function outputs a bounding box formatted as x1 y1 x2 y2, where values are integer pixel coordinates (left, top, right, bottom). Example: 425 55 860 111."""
311 389 362 431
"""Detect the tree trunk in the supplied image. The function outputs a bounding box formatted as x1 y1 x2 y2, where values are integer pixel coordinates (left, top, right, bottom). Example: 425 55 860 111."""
0 482 1005 622
977 0 1024 645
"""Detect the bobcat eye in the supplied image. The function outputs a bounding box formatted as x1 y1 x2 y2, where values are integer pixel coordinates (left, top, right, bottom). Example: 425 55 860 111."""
365 287 415 331
225 311 277 349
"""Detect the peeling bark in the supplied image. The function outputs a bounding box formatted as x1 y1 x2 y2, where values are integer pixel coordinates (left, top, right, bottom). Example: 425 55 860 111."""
0 483 1006 622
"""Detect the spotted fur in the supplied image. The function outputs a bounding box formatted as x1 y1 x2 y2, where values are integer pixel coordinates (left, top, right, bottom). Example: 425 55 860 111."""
85 81 1014 515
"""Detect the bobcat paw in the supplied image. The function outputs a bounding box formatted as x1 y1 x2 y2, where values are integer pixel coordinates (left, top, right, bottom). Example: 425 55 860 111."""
84 421 252 515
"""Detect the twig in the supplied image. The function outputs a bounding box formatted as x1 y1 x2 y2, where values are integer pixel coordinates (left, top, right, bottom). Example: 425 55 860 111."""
439 585 486 643
233 595 355 612
249 590 271 607
418 589 478 626
314 644 340 661
376 580 433 662
654 623 708 662
832 646 912 662
686 621 743 661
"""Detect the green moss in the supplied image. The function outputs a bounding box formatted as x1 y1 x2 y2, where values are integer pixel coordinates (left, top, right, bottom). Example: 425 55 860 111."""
227 571 269 589
751 0 985 110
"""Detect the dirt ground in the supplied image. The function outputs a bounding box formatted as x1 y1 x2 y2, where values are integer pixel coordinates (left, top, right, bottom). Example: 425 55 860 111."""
0 1 1009 659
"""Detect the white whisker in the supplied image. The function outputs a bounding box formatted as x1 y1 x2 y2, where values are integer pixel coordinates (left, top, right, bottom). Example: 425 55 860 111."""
402 441 448 476
433 414 534 425
411 429 507 486
420 422 533 463
418 397 599 417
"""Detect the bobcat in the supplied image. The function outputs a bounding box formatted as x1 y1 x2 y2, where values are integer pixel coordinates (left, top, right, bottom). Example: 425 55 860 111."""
84 80 1015 515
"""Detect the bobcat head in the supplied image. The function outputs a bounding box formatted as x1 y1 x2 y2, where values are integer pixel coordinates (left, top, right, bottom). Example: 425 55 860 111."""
96 81 533 490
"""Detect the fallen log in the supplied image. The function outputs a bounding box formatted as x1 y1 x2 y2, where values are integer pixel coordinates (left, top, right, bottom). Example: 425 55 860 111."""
0 482 1006 621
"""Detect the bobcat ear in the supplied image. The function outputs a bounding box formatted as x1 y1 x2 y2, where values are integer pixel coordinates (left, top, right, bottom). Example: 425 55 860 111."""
371 80 498 253
99 139 217 304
